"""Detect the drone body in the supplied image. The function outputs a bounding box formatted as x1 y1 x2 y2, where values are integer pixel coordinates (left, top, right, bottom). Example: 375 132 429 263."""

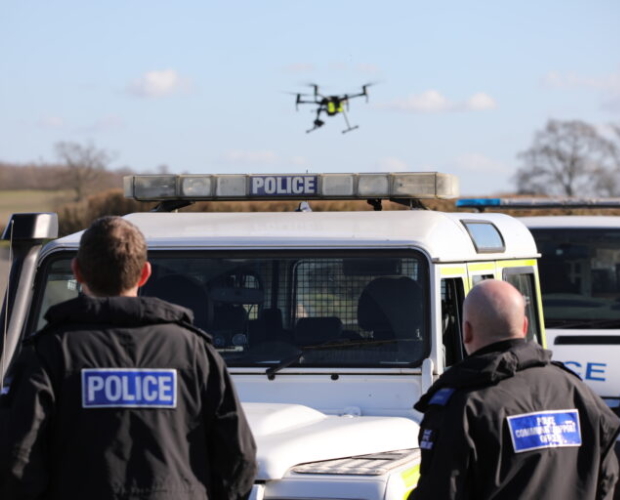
293 83 372 134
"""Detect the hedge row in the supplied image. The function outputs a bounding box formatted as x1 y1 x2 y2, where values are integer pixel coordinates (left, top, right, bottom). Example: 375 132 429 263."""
6 187 620 238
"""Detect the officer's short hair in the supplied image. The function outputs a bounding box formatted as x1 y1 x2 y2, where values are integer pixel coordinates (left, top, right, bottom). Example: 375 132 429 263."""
76 216 147 296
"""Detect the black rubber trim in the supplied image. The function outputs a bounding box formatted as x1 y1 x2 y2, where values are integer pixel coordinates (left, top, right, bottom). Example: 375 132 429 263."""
554 335 620 345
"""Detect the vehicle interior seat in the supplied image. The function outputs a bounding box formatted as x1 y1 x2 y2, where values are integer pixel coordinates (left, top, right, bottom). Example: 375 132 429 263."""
357 276 424 346
249 308 287 343
141 273 209 331
211 303 248 334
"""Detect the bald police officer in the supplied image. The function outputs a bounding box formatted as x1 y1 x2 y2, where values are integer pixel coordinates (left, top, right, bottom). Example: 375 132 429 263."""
1 216 257 499
412 279 620 499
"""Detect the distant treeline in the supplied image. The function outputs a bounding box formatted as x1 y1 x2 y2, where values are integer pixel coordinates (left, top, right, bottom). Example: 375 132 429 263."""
4 184 620 239
0 161 128 192
4 155 620 238
55 189 620 237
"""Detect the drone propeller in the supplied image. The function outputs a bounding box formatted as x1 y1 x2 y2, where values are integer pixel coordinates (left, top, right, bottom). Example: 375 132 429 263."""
282 91 311 96
302 82 321 97
362 81 379 87
361 82 378 102
282 90 313 111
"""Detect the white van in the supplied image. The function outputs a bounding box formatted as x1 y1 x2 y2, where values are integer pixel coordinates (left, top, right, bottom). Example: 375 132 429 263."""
2 173 545 499
521 216 620 413
457 198 620 415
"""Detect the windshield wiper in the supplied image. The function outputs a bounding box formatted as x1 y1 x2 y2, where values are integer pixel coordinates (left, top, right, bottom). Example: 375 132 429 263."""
265 349 305 375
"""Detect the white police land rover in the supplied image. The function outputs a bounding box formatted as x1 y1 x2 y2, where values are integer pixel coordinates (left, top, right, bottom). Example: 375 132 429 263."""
1 173 545 500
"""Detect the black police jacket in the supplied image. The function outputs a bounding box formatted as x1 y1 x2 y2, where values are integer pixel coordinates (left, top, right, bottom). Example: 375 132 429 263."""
411 339 620 500
0 295 257 500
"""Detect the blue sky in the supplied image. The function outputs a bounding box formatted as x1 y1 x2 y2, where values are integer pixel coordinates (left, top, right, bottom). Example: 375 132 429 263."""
1 1 619 196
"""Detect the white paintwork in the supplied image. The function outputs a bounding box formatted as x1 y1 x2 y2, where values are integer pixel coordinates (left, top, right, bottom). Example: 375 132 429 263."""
547 329 620 398
45 210 538 263
243 402 419 480
520 215 620 229
233 372 422 418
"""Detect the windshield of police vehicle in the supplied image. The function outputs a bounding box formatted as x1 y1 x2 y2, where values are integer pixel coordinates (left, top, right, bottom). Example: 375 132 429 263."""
530 228 620 329
34 251 428 368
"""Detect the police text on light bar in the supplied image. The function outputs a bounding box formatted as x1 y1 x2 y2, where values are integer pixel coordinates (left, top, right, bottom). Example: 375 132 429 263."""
123 172 459 202
251 175 317 196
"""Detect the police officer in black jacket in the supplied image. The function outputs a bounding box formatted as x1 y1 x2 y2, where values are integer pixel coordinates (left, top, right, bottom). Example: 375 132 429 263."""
411 279 620 500
1 216 257 500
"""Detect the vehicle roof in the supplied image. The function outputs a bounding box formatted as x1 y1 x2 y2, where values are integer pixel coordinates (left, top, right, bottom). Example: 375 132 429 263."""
520 215 620 229
45 210 538 263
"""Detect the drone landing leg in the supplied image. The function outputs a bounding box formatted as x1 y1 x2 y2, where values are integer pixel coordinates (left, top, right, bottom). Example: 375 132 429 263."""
341 109 359 134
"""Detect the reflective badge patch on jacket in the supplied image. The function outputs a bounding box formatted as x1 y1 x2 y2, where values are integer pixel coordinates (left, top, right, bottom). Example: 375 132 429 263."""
420 429 436 450
507 409 581 453
82 368 177 408
429 387 455 406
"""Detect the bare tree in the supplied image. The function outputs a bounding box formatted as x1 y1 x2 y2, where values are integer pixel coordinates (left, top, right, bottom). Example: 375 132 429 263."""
55 141 114 201
592 124 620 196
515 119 618 196
610 123 620 169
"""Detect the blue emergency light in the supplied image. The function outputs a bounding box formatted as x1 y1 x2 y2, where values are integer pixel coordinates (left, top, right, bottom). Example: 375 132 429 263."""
456 199 502 208
457 198 620 212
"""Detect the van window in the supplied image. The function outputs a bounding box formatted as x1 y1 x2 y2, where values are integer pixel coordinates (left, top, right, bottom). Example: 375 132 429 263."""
472 274 494 286
441 278 465 366
529 228 620 329
462 221 505 253
503 269 541 343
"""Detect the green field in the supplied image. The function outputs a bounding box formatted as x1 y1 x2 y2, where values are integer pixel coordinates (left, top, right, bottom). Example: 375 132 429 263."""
0 190 70 290
0 189 72 228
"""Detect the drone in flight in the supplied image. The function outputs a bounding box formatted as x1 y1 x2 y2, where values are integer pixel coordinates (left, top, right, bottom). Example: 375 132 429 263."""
292 83 373 134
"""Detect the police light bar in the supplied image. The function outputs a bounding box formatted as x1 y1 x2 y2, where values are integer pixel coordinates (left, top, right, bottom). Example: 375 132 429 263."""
457 198 620 211
124 173 459 201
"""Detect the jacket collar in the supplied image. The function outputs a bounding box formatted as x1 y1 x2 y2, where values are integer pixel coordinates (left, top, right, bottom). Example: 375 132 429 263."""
415 340 552 412
44 294 195 328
